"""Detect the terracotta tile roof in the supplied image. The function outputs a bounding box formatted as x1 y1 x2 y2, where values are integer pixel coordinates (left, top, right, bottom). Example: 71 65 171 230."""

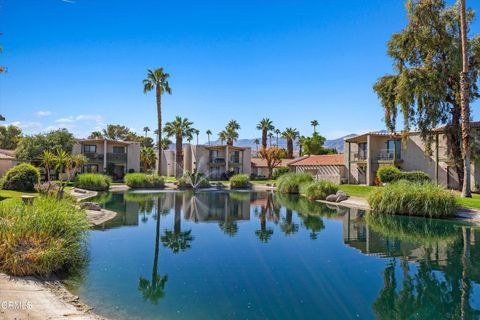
288 154 344 166
251 158 301 168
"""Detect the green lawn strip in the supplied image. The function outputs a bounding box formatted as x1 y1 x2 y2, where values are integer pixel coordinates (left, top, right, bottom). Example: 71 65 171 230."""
339 185 377 198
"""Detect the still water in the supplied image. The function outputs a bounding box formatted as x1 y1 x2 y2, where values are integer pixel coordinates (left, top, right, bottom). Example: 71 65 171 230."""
67 191 480 319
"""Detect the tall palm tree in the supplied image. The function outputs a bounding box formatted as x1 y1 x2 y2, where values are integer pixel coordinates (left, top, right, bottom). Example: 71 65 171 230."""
282 128 300 159
193 129 200 145
138 197 168 304
206 129 212 145
143 68 172 175
311 120 319 133
143 126 150 138
224 120 240 146
140 147 157 172
256 118 274 149
268 132 274 147
254 138 260 156
164 116 194 177
274 129 281 147
297 135 306 156
460 0 471 198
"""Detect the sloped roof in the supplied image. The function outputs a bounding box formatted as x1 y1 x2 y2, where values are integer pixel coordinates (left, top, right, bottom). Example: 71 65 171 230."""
251 157 303 168
288 154 344 166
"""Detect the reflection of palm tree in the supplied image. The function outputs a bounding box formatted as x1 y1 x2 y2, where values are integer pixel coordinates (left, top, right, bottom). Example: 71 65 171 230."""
300 214 325 240
280 209 299 236
161 193 194 253
256 205 273 243
138 197 168 304
219 221 238 237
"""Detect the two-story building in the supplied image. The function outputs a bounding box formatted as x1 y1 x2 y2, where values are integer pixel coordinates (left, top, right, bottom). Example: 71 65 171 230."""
344 127 480 190
73 138 141 180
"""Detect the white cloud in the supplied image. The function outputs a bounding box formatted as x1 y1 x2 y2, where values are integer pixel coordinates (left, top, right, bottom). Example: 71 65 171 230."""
8 121 44 134
36 110 52 117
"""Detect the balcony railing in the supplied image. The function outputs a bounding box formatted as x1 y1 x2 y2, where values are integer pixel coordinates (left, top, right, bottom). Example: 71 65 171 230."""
209 158 226 164
352 153 367 161
107 153 127 162
84 152 104 162
376 149 401 161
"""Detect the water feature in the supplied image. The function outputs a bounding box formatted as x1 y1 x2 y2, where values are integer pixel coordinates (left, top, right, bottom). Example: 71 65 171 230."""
67 191 480 319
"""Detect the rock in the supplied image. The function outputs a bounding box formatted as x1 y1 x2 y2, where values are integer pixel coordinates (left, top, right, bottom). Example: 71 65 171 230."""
335 191 349 202
326 194 338 202
80 202 102 211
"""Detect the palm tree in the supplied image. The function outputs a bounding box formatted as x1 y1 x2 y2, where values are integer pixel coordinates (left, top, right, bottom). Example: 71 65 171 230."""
223 120 240 146
193 129 200 145
218 131 227 145
311 120 319 133
143 126 150 138
460 0 471 198
164 116 194 177
206 129 212 145
143 68 172 175
256 118 274 149
140 147 157 172
268 132 274 147
274 129 281 147
138 197 168 304
89 131 103 139
254 138 260 156
297 135 306 156
41 150 56 182
160 136 172 150
282 128 300 159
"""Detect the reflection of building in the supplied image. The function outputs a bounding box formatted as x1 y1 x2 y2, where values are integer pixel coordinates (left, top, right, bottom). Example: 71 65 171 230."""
73 138 141 180
182 192 251 222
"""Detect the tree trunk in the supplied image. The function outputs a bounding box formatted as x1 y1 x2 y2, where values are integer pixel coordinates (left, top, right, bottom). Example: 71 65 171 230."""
262 130 267 149
450 105 465 190
156 87 162 176
287 138 293 159
176 134 183 177
460 0 472 197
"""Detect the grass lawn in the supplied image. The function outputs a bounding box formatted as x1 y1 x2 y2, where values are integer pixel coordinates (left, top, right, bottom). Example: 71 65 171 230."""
455 193 480 209
339 185 378 198
0 189 38 202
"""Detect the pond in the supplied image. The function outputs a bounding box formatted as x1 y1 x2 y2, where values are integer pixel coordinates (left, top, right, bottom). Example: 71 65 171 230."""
67 191 480 319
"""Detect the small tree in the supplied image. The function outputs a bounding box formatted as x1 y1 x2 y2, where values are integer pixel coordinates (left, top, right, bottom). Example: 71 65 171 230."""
54 150 86 198
259 147 284 178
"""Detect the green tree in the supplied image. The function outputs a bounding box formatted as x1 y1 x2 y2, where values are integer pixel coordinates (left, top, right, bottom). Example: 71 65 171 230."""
193 129 200 145
310 120 319 133
224 120 240 146
256 118 274 149
274 128 281 147
140 147 157 172
101 124 131 140
164 116 194 176
159 136 171 150
302 132 328 155
373 0 480 190
40 150 56 182
0 125 22 149
143 68 172 175
88 131 103 139
16 129 75 161
282 128 299 159
268 132 273 147
218 130 227 145
54 150 86 198
143 126 150 138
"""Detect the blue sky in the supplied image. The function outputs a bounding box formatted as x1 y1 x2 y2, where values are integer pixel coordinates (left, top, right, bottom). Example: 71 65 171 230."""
1 0 479 142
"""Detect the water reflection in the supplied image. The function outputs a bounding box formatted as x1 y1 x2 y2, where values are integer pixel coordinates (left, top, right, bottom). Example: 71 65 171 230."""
84 191 480 318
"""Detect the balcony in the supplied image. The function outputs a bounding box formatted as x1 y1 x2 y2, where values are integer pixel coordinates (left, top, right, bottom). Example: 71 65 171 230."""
84 152 104 162
209 158 226 165
107 153 127 163
351 152 367 162
376 149 402 163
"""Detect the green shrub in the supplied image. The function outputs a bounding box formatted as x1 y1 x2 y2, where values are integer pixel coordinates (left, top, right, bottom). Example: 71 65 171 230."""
74 173 111 191
1 163 40 191
376 166 401 183
276 173 314 194
124 173 165 189
376 166 430 184
399 170 430 183
300 180 339 201
0 197 89 276
272 167 290 180
367 181 457 218
230 174 251 189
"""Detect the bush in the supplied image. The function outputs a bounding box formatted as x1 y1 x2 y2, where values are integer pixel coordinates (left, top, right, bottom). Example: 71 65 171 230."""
124 173 164 189
300 180 339 201
1 163 40 191
376 166 430 184
229 174 250 189
0 197 89 276
74 173 112 191
272 167 290 180
276 173 314 194
367 181 457 218
376 166 401 183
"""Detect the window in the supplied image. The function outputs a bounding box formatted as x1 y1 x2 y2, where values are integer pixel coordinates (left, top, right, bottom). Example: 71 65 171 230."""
83 164 99 173
386 140 401 160
83 145 96 153
358 143 367 160
113 146 125 154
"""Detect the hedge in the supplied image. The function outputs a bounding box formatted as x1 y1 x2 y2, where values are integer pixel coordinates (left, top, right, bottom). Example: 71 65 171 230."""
1 163 40 191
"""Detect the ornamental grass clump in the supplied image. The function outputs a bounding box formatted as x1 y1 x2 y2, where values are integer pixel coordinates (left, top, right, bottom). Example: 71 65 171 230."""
124 173 165 189
367 181 457 218
229 174 250 189
0 197 89 276
300 180 339 201
74 173 112 191
276 173 313 194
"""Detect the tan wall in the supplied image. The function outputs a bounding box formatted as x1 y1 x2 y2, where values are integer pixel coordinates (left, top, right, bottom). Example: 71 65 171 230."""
0 159 16 176
126 142 140 173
